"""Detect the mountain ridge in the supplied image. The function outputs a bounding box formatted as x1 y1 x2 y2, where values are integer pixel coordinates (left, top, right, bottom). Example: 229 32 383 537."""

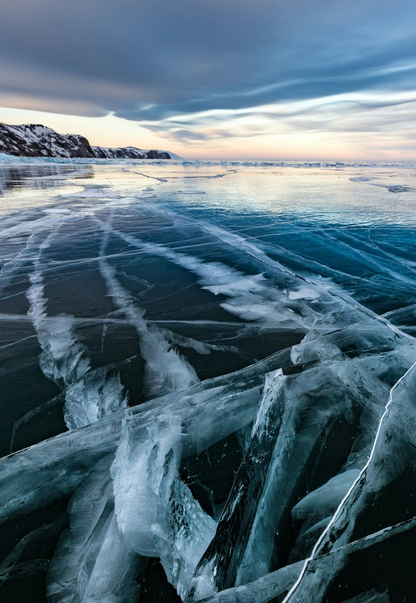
0 123 171 160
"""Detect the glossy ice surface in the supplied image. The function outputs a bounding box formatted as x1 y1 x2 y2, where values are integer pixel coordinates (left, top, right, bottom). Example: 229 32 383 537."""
0 159 416 602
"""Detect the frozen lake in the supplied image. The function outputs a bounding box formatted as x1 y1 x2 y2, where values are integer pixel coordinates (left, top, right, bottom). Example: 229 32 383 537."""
0 159 416 602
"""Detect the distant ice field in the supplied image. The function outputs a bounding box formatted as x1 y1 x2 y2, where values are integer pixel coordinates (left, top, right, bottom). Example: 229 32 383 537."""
0 159 416 602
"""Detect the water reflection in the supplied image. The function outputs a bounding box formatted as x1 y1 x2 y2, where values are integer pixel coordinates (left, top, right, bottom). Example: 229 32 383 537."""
0 164 94 195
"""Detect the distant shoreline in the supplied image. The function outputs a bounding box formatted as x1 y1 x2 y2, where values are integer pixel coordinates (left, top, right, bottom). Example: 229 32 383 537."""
0 123 171 160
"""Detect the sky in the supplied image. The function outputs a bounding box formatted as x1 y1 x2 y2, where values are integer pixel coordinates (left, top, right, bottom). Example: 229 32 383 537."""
0 0 415 160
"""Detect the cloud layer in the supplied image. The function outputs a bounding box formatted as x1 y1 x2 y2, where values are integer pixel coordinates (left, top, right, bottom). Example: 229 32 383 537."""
0 0 415 153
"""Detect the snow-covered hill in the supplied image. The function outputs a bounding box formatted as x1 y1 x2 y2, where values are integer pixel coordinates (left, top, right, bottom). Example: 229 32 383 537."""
0 123 171 160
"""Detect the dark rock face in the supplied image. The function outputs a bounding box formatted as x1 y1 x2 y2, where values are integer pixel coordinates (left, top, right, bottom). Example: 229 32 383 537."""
0 123 171 160
147 149 170 159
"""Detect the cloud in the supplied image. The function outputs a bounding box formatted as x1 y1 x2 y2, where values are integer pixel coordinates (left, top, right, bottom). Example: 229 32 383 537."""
137 91 415 137
0 0 415 140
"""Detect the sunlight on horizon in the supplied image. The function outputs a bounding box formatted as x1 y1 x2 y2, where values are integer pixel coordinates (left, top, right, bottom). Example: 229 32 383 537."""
0 98 415 162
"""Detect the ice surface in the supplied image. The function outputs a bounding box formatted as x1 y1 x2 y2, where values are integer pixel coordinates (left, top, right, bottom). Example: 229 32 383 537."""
291 469 360 521
0 361 264 531
176 191 206 194
189 339 390 596
342 591 391 603
98 211 200 398
64 369 128 430
24 225 128 431
111 413 216 595
46 454 143 603
1 160 416 602
66 187 110 198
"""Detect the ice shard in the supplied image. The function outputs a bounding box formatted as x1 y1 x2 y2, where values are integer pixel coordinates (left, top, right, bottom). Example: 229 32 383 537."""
188 336 390 597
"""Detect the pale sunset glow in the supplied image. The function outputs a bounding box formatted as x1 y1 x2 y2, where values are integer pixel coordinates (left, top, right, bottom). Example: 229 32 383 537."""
0 0 415 160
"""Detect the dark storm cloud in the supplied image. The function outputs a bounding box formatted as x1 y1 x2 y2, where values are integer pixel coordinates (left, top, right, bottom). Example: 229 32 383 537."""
0 0 415 122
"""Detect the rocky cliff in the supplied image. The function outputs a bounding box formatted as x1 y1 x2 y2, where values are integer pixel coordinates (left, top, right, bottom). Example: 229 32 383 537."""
0 123 171 160
92 145 170 159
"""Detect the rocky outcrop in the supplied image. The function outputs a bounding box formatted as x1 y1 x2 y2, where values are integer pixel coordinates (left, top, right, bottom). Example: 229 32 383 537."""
0 123 171 160
0 123 95 158
92 146 170 160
